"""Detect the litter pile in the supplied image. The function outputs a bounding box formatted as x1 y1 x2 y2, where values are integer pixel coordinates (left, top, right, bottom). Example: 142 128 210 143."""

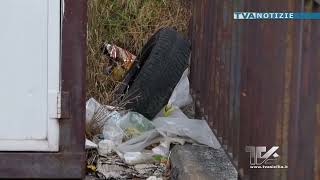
85 28 220 180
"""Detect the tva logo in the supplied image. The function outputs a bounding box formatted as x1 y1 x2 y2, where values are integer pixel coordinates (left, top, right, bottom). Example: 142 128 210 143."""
245 146 279 165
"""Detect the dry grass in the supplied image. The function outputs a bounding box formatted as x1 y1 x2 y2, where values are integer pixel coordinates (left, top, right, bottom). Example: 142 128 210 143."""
87 0 191 105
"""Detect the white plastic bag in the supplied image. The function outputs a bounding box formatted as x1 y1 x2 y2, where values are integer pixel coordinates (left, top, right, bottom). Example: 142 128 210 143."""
86 98 118 125
98 139 115 155
86 98 102 124
167 69 192 108
85 139 98 149
153 117 221 149
117 129 161 153
154 105 188 119
152 137 186 156
154 69 192 119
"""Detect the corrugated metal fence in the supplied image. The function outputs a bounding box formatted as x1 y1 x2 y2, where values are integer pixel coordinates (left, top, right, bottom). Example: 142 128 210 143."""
189 0 320 179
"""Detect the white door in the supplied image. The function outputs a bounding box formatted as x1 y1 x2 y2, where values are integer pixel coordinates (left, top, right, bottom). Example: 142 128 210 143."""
0 0 61 151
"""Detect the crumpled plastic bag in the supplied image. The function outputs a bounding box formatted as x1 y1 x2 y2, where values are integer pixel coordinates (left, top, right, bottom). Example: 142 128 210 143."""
86 98 118 125
154 105 188 119
103 120 124 145
167 68 192 108
117 129 161 153
117 112 155 140
153 117 221 149
123 151 155 165
85 138 98 149
98 139 115 155
117 117 220 157
155 69 192 119
86 98 103 124
152 137 186 156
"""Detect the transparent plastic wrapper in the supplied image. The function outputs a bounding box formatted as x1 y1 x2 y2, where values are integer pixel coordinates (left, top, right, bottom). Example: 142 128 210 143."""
153 117 221 149
117 117 220 156
98 139 115 155
86 98 118 125
86 98 102 124
109 112 155 141
103 120 124 145
117 129 161 153
103 112 155 145
103 111 123 144
123 151 155 165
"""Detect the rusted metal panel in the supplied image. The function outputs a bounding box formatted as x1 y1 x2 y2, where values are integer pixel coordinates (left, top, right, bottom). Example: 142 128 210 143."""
230 0 243 166
190 0 320 179
0 153 85 179
0 0 87 178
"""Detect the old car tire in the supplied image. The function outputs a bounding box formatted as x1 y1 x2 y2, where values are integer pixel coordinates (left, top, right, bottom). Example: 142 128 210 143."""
124 27 190 119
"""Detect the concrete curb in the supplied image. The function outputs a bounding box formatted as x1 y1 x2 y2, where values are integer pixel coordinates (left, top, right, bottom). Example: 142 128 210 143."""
170 144 237 180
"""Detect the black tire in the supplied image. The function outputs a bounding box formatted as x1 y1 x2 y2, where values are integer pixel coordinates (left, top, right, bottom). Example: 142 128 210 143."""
123 27 190 119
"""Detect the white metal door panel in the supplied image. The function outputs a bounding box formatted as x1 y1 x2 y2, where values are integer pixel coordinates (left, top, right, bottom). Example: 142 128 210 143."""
0 0 60 151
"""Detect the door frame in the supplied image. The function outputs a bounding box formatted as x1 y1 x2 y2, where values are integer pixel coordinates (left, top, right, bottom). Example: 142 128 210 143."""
0 0 87 178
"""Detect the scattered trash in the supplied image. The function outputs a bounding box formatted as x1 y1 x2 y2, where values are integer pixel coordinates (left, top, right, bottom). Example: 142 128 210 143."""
87 164 97 172
98 139 115 156
86 98 120 139
103 111 155 146
92 134 105 144
86 98 104 124
97 160 133 179
92 152 167 179
85 139 98 149
117 129 161 154
86 30 220 180
103 116 124 145
103 43 136 70
155 105 188 119
102 43 136 81
86 98 118 125
124 151 155 165
134 164 161 177
112 112 155 141
152 137 186 157
153 117 221 149
147 176 163 180
116 116 219 160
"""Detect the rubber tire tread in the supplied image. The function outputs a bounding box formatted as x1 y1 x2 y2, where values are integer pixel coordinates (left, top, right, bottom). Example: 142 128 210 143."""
124 27 190 119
